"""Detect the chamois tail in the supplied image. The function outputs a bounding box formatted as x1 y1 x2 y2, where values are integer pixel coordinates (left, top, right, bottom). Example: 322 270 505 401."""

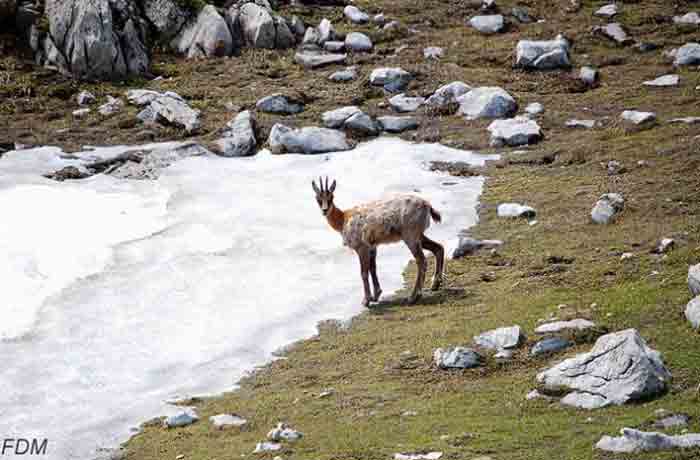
429 206 442 224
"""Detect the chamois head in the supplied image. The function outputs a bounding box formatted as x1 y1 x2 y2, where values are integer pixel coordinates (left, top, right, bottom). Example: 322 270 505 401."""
312 176 336 216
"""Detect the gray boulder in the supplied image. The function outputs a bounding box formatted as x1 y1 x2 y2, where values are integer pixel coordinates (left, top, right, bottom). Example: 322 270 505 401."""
457 87 517 120
515 35 571 70
98 96 124 116
150 92 202 133
689 264 700 296
535 319 596 335
227 1 295 49
324 41 345 52
111 142 210 180
434 347 483 369
322 106 361 128
143 0 190 41
474 325 525 351
531 337 571 356
317 18 336 44
344 112 380 135
45 0 129 80
345 32 373 52
268 124 351 154
328 66 357 82
126 89 161 106
596 428 700 453
537 329 671 409
594 23 632 45
425 81 471 110
591 193 624 224
268 422 303 442
469 15 505 34
686 297 700 330
389 94 425 113
654 413 690 429
295 48 346 68
673 43 700 66
173 5 233 58
377 116 419 133
212 110 257 157
488 117 542 147
256 94 304 114
497 203 536 219
452 236 503 258
369 67 412 93
164 410 199 428
344 5 369 24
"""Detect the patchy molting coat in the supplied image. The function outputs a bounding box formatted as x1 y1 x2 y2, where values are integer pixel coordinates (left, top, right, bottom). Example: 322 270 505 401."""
340 195 435 249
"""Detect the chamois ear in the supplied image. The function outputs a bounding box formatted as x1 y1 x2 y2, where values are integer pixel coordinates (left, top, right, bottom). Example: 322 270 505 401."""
329 180 336 193
312 180 319 194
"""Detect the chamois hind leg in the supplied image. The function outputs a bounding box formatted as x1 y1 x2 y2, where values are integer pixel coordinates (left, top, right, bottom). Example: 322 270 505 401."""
369 248 382 301
357 248 372 307
405 240 427 304
421 235 444 290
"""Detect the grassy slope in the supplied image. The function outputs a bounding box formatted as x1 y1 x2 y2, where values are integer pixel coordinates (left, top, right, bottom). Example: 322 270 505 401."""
3 0 700 459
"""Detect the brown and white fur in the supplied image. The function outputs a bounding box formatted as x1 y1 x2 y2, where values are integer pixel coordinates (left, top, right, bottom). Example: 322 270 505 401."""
312 177 444 307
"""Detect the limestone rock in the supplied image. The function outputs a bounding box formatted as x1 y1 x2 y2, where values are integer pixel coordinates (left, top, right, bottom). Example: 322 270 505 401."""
674 12 700 25
474 325 525 351
591 193 624 224
324 41 345 52
253 442 282 453
469 15 505 34
173 5 233 58
425 81 471 111
369 67 412 93
488 117 542 147
143 0 190 41
643 75 679 87
150 92 201 133
535 319 596 334
377 116 419 133
344 5 368 24
76 90 96 106
268 124 351 154
389 94 425 113
328 66 357 82
689 264 700 296
531 337 572 356
98 96 124 116
621 110 656 126
579 66 598 86
256 94 304 114
267 422 303 442
433 347 483 369
566 119 597 129
596 428 700 453
164 410 199 428
452 236 503 258
212 110 257 157
209 414 248 430
295 48 346 68
537 329 671 409
595 4 618 18
525 102 544 117
322 106 361 128
594 23 632 45
457 87 517 120
126 89 161 106
344 112 379 135
345 32 372 52
673 43 700 66
423 46 444 60
497 203 536 219
515 35 571 70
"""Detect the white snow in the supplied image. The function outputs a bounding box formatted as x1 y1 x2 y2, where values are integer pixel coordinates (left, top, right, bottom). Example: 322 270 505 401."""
0 138 494 459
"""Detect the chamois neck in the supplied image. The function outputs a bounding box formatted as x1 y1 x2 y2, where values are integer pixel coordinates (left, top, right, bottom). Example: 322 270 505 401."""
326 205 345 233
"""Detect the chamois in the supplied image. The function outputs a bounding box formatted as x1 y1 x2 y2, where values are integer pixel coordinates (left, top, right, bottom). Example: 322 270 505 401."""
312 177 445 307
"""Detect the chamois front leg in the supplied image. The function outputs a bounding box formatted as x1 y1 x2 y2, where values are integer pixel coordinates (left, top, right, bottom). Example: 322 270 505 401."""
357 248 372 307
369 248 382 301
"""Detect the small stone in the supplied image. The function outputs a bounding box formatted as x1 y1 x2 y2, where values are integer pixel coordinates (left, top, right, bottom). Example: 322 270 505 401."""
457 87 518 120
488 117 542 147
566 119 597 129
591 193 624 224
497 203 536 219
669 117 700 125
269 124 351 154
394 453 443 460
535 319 596 334
595 4 618 18
643 75 680 87
594 23 632 45
328 66 358 82
324 41 345 52
425 81 471 110
515 35 571 70
423 46 444 60
474 325 525 351
607 160 625 175
318 388 334 398
257 94 304 114
433 347 483 369
72 108 90 119
596 428 700 453
525 102 544 116
621 110 656 126
512 7 534 24
653 238 675 254
654 414 691 429
673 43 700 66
688 264 700 296
580 66 599 86
377 116 419 133
531 337 572 356
213 110 257 157
345 32 373 52
164 410 199 428
389 94 425 113
452 236 503 258
209 414 247 430
373 14 387 25
126 89 161 106
469 15 505 34
673 12 700 25
76 90 96 106
322 106 362 129
494 349 514 360
369 67 412 93
267 422 303 442
526 389 553 401
344 112 380 135
253 442 282 453
98 96 124 116
295 49 346 69
344 5 369 24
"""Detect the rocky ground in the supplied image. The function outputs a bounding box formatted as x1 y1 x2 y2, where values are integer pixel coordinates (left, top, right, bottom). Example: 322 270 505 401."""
2 0 700 459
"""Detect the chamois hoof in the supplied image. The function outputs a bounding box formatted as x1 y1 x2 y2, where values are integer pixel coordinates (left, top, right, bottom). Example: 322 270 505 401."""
372 289 383 301
407 293 422 304
361 298 371 308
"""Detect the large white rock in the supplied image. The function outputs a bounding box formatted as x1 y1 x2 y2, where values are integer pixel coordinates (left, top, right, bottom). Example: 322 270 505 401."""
535 319 596 334
685 296 700 330
213 110 257 157
345 32 373 52
433 347 483 369
689 264 700 297
673 43 700 66
515 35 570 70
389 94 425 113
143 0 190 41
469 14 505 34
596 428 700 453
474 326 525 350
322 106 361 129
425 81 471 110
369 67 412 93
377 116 419 133
173 5 234 58
537 329 671 409
150 93 201 134
227 1 295 49
591 193 624 224
487 117 542 147
268 124 351 154
344 112 379 135
457 87 517 120
344 5 369 24
497 203 536 219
